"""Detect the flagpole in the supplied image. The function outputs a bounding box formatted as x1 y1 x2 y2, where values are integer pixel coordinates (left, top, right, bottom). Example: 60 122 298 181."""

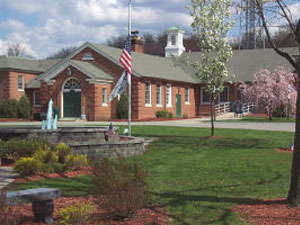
128 0 132 136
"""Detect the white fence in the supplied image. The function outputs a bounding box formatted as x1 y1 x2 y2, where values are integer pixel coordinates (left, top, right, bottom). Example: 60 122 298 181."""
214 102 230 116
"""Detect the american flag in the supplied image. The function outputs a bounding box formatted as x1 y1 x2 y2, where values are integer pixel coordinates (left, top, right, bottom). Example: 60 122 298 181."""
120 36 132 75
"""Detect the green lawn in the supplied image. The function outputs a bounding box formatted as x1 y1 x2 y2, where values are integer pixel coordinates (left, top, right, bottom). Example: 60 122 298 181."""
14 126 294 225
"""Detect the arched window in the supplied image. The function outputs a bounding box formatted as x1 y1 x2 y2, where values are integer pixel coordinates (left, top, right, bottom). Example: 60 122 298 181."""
63 78 81 92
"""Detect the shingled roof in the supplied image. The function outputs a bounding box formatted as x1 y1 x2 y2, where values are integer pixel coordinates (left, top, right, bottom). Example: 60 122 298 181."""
185 47 299 82
0 55 61 73
67 42 198 84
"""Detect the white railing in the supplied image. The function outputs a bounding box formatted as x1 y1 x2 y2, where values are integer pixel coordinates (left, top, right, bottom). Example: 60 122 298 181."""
215 102 230 116
243 102 254 114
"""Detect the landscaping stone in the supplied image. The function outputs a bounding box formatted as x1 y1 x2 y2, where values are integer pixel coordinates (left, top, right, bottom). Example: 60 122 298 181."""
6 188 61 224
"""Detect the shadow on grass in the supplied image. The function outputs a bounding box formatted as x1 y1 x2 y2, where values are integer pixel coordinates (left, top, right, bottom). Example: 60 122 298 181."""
150 173 283 224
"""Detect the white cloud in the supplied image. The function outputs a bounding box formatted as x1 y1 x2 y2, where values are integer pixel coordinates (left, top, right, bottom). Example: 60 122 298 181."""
0 0 194 58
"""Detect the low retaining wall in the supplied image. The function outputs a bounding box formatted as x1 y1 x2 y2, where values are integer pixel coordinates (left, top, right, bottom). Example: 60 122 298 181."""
0 127 119 144
0 127 145 158
70 136 145 159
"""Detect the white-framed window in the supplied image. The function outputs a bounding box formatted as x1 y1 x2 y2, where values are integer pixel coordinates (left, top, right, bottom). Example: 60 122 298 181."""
33 90 41 106
219 87 229 103
185 87 190 104
82 52 94 61
201 88 210 104
18 75 24 91
145 82 151 106
102 88 107 106
156 83 162 106
166 84 172 107
171 35 176 46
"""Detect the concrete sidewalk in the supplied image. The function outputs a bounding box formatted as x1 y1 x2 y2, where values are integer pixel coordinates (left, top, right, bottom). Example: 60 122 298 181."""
0 167 17 190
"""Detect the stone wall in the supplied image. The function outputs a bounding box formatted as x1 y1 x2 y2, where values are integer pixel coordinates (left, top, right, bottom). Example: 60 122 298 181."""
70 136 145 159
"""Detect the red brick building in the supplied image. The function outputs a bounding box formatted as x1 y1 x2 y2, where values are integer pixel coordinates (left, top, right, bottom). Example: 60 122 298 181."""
0 29 297 121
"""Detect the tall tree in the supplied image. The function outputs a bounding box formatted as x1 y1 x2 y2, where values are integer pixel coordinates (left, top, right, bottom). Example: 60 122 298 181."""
7 44 32 58
255 0 300 207
47 46 77 59
186 0 234 136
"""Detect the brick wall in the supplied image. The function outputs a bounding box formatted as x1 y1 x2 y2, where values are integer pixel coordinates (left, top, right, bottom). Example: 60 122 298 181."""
0 70 36 101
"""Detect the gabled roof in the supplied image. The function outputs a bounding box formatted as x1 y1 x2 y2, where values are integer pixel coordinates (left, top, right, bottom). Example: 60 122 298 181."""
184 47 299 82
0 55 61 73
66 42 198 84
27 60 113 89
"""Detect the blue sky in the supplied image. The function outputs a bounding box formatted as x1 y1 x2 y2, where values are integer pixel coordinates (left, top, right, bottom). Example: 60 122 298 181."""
0 0 298 58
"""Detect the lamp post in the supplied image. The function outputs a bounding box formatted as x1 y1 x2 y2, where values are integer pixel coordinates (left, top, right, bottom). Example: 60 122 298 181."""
287 83 291 121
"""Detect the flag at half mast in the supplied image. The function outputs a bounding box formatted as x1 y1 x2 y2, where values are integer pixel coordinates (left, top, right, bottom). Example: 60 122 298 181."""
108 36 132 102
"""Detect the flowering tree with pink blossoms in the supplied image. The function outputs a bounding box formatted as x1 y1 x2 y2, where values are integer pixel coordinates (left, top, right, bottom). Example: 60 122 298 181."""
243 66 297 120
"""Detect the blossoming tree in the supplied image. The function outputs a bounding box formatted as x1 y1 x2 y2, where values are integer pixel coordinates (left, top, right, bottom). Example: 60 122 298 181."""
243 66 297 119
186 0 234 136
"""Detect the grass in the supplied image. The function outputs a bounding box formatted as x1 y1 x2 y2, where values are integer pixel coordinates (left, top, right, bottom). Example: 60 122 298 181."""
13 126 294 225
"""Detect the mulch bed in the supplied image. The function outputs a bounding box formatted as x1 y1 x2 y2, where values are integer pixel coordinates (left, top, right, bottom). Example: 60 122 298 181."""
234 198 300 225
13 167 93 183
10 196 170 225
245 113 268 118
276 148 293 154
5 168 170 225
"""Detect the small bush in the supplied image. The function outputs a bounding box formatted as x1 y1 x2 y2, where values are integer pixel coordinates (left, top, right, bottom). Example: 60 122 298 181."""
41 162 66 174
155 110 169 118
0 192 20 225
58 202 93 225
33 112 41 121
66 155 88 170
183 113 188 119
116 93 128 119
33 147 58 164
0 99 18 118
55 143 72 164
1 138 50 160
17 95 31 119
167 111 174 118
13 157 42 176
92 156 148 219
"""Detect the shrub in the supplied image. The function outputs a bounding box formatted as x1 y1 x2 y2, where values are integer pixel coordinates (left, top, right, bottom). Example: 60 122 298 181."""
155 110 168 118
65 155 88 170
41 162 66 174
33 147 58 164
0 99 18 118
0 192 20 225
13 157 42 176
33 112 41 121
58 202 93 225
3 138 51 160
116 93 128 119
183 113 188 119
55 143 73 163
92 156 148 219
167 111 174 118
0 139 6 159
17 95 31 119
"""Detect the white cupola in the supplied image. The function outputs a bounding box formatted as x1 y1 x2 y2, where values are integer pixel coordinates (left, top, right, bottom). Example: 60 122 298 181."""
165 26 186 58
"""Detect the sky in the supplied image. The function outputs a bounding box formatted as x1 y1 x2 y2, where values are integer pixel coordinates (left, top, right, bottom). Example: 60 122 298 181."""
0 0 299 59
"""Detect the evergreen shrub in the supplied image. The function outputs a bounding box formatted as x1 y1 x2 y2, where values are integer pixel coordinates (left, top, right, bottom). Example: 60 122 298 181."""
17 95 31 119
0 99 18 118
116 93 128 119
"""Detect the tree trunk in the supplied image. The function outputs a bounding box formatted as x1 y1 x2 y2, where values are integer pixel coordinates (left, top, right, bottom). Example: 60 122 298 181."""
211 97 215 137
287 67 300 207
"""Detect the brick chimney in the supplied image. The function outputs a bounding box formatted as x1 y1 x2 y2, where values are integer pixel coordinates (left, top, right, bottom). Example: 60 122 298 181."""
131 36 144 53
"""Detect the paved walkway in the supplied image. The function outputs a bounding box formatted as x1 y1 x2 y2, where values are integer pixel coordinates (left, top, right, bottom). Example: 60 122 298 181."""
0 167 16 191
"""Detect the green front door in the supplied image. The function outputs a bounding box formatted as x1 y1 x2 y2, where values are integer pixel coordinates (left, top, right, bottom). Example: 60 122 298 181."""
176 94 182 118
63 91 81 117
